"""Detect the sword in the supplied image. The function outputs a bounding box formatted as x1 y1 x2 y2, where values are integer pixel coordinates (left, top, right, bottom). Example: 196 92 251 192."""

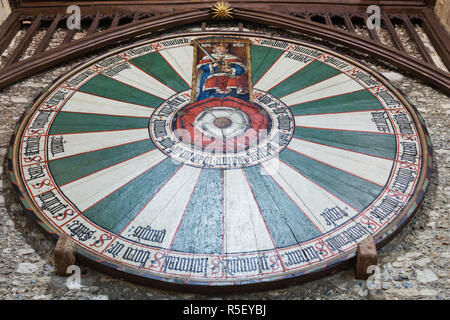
192 39 224 67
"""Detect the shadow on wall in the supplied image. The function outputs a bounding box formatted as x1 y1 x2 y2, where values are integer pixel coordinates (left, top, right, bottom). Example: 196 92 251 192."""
0 0 11 25
435 0 450 34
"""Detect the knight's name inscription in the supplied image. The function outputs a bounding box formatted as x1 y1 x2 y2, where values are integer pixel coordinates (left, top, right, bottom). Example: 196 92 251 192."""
150 90 294 169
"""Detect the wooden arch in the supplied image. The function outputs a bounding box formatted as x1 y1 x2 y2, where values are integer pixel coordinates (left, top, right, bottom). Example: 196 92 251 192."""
0 1 449 92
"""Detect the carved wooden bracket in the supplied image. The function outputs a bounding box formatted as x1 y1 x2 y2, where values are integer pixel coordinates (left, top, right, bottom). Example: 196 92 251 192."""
54 233 76 276
355 236 378 280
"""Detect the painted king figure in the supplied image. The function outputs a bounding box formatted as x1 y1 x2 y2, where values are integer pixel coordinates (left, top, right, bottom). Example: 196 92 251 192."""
195 42 249 102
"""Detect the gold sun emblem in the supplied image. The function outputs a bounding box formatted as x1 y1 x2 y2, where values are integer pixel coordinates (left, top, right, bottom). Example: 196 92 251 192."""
211 1 233 19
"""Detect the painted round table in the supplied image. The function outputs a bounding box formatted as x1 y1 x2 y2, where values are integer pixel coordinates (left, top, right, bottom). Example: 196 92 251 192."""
9 32 432 291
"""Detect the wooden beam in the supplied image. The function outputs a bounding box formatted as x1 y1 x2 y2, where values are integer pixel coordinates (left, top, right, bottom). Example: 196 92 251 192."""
0 6 448 94
0 9 210 88
13 1 431 9
54 233 76 276
5 13 42 66
63 28 76 43
382 14 407 53
323 10 333 26
8 0 20 9
304 10 310 21
133 11 140 22
421 8 450 71
110 12 121 28
0 12 21 57
402 13 435 65
232 8 450 91
355 236 378 280
34 13 62 55
424 0 437 8
343 11 355 33
88 12 102 36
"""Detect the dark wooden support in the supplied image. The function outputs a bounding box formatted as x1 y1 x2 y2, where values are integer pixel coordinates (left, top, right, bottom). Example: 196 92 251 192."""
63 28 77 44
424 0 437 8
402 13 435 65
110 12 121 28
323 10 333 26
54 233 76 276
0 2 448 93
88 12 102 36
343 11 355 33
8 0 19 9
233 8 450 92
133 11 140 22
421 8 450 71
355 236 378 280
0 12 21 57
0 9 211 89
5 14 42 66
34 13 62 55
382 14 407 53
304 10 311 21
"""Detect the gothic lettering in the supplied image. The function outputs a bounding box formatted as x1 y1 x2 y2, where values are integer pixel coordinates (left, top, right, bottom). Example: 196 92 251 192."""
30 111 52 130
370 196 403 223
128 225 167 244
122 246 151 268
162 255 209 276
400 141 418 164
66 220 95 242
37 190 68 215
96 55 123 68
293 46 322 58
351 70 379 87
103 62 131 77
278 115 291 131
65 70 94 87
371 111 391 133
50 136 65 156
24 136 41 157
320 206 348 227
285 51 312 64
392 167 415 193
153 120 167 138
325 223 369 252
284 246 320 267
105 241 125 258
27 164 45 181
394 113 414 135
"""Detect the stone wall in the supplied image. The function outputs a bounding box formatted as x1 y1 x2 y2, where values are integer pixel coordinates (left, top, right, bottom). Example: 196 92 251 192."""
435 0 450 34
0 0 11 25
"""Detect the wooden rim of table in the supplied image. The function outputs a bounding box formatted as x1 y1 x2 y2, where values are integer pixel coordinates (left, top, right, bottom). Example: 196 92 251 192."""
9 31 433 293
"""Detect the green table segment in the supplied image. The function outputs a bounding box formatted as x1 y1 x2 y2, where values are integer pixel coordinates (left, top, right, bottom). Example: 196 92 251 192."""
11 33 432 289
